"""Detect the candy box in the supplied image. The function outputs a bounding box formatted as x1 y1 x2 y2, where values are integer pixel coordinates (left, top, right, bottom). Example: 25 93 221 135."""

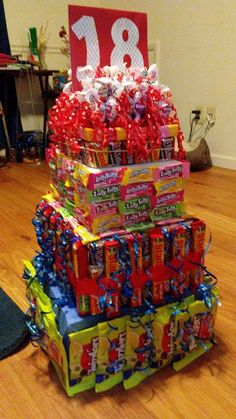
74 162 124 190
159 138 174 160
76 183 120 204
150 201 186 222
74 208 121 234
88 199 119 218
154 190 184 207
120 182 154 200
71 125 171 168
149 145 160 162
122 163 155 185
108 141 123 166
58 305 88 335
154 160 190 181
79 126 126 144
82 141 109 167
25 268 98 396
154 177 184 194
159 124 179 138
48 158 57 183
121 210 151 225
119 195 153 214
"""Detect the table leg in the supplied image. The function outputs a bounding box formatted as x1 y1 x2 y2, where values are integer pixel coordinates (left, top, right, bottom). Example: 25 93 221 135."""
42 74 49 156
1 75 11 161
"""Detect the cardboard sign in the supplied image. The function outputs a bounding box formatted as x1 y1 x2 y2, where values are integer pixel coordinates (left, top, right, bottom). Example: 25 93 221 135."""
69 5 148 91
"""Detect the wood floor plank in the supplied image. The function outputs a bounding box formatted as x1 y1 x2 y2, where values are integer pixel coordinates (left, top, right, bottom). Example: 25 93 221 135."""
0 162 236 418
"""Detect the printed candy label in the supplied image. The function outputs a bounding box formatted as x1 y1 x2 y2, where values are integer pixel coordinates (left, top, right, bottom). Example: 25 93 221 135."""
91 169 124 189
92 214 121 233
119 196 152 214
122 210 150 224
122 164 154 185
154 161 190 181
96 316 128 392
89 184 120 202
120 182 153 200
155 190 184 207
150 202 185 221
155 177 184 194
68 326 99 392
92 200 118 217
159 164 183 179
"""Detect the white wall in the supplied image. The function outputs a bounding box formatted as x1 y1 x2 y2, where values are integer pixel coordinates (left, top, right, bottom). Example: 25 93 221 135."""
4 0 236 168
155 0 236 169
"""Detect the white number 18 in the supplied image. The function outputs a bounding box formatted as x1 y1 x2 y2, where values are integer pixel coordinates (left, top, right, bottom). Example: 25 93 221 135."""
71 15 144 80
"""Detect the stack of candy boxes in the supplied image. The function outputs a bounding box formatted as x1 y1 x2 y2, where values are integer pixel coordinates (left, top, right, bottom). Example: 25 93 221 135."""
24 65 219 396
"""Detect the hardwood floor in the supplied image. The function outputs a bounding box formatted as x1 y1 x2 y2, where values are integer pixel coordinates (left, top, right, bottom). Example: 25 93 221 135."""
0 162 236 419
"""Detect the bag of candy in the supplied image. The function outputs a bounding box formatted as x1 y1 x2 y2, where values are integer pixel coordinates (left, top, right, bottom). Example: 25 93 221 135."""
172 287 219 371
36 299 66 387
68 325 99 394
123 312 156 390
152 304 177 368
96 315 128 392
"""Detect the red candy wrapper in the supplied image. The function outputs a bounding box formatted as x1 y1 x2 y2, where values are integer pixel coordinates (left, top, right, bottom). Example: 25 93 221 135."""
150 230 165 266
104 240 119 277
191 220 206 255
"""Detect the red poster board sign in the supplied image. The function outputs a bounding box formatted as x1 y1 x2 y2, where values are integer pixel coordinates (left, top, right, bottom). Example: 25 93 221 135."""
68 5 148 91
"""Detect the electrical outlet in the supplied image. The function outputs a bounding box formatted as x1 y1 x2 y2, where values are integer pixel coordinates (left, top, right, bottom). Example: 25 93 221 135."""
195 106 216 124
206 106 216 117
195 106 205 124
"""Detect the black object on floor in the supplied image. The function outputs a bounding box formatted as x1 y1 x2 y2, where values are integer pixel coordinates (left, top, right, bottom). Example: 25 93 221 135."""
0 287 29 360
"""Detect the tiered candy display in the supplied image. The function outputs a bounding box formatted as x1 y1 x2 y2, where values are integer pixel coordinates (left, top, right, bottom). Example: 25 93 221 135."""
24 65 219 396
49 156 188 233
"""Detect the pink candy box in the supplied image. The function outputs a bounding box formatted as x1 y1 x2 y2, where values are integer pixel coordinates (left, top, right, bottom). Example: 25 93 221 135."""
154 190 184 207
89 200 118 217
153 160 190 181
88 167 125 190
121 209 150 225
120 182 154 200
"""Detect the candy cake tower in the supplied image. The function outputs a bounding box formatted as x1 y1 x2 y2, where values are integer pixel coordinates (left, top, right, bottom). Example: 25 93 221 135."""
24 64 219 396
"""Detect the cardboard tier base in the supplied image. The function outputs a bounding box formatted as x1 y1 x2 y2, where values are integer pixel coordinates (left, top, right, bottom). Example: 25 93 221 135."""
25 262 218 396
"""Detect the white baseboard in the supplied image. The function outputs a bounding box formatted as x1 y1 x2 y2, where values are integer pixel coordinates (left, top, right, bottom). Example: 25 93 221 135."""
211 153 236 170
